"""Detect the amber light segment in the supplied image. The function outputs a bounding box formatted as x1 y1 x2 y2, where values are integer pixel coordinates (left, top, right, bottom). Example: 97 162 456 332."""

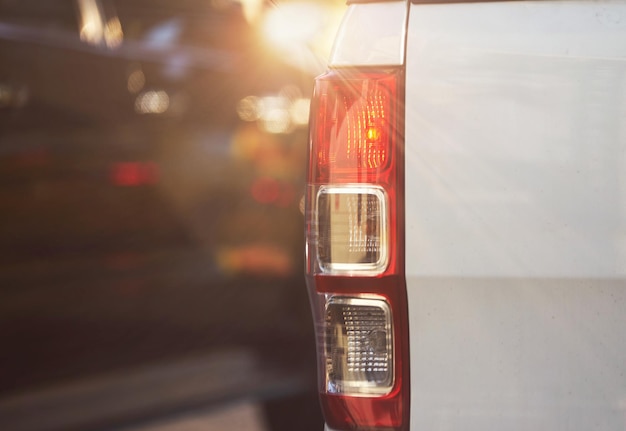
366 124 382 142
339 82 389 169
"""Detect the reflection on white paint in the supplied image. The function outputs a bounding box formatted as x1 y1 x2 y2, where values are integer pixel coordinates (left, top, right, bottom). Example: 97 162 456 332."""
405 0 626 279
396 0 626 429
330 1 406 67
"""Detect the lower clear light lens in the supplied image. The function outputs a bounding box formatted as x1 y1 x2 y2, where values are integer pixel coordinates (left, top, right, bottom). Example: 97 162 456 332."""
316 186 388 275
325 297 393 395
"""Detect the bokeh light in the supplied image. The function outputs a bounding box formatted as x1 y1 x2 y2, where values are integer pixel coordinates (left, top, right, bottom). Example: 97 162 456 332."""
135 90 170 114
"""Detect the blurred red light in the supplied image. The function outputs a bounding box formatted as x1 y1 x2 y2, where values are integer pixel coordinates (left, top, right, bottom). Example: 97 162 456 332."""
251 177 281 204
110 162 160 187
250 178 296 207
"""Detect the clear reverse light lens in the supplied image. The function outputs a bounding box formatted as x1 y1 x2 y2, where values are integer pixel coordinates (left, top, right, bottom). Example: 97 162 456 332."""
325 296 393 395
316 185 388 275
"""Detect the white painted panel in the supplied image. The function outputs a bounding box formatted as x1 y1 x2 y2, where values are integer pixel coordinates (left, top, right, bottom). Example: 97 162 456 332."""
407 278 626 430
405 1 626 430
405 0 626 279
329 1 406 67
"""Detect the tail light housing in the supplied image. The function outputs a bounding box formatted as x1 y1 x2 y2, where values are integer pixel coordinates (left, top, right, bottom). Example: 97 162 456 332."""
305 69 409 430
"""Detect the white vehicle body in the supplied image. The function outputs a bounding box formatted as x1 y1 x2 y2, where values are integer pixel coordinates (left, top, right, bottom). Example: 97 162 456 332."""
306 1 626 430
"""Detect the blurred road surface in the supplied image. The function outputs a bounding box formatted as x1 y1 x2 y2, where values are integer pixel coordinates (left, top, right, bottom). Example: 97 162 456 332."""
126 402 269 431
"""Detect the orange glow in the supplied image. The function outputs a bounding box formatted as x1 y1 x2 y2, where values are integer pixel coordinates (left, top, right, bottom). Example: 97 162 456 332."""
366 125 383 142
216 244 294 276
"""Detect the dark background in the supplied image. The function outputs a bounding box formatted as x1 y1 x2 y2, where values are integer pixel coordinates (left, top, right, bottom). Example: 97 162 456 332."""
0 0 341 429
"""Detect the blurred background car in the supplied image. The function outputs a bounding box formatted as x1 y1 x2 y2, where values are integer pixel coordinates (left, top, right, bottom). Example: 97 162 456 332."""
0 0 343 429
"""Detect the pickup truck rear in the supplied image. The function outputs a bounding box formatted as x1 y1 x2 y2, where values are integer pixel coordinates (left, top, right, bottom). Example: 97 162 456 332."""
304 1 626 430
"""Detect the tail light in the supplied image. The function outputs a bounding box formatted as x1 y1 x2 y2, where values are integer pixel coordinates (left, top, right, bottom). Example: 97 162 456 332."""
110 162 160 186
305 69 409 430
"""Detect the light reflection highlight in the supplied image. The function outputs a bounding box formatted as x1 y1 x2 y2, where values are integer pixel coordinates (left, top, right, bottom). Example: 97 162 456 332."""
77 0 124 48
105 17 124 49
290 98 311 126
236 96 261 122
236 91 311 134
262 3 322 50
127 69 146 94
260 1 346 75
135 91 170 114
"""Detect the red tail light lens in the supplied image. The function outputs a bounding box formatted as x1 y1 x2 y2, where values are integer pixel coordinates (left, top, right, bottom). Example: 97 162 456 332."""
305 69 409 431
311 71 397 185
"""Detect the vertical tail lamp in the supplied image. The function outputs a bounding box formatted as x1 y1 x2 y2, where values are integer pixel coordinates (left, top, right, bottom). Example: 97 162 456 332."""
305 69 409 430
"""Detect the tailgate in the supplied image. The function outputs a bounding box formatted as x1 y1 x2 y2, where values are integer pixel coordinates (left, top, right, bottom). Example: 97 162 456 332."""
405 0 626 429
